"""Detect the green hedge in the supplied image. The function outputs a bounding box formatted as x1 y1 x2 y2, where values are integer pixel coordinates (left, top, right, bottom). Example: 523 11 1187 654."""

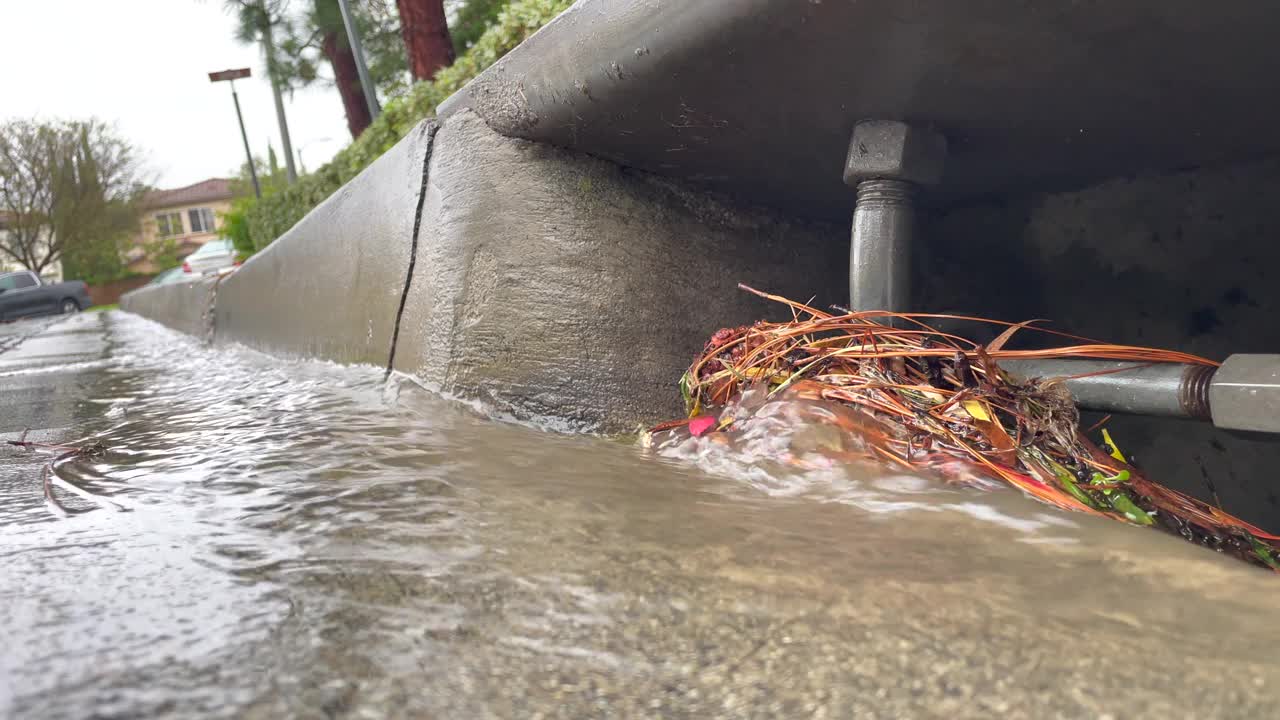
242 0 574 251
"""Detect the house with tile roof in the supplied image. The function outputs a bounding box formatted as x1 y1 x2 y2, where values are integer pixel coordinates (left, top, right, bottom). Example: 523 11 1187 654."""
124 178 238 274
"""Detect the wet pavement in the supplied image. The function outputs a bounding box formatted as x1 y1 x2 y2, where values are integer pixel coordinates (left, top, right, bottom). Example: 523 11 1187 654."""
3 312 1280 719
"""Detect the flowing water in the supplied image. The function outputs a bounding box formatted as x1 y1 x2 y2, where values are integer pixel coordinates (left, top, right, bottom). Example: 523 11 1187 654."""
3 312 1280 719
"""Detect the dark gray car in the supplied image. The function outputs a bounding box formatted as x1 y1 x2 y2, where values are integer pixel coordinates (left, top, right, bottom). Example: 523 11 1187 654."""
0 270 93 321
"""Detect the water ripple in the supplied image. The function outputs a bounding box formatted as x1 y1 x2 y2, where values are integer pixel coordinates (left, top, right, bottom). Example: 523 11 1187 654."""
4 312 1280 718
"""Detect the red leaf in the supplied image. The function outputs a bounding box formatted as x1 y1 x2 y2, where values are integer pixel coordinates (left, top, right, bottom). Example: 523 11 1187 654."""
688 416 717 437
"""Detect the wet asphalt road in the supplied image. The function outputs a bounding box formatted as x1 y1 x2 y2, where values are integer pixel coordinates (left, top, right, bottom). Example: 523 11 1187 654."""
5 312 1280 719
0 314 86 435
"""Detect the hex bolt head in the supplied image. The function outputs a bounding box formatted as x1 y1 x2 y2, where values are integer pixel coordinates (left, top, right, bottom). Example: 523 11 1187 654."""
843 120 948 188
1209 354 1280 433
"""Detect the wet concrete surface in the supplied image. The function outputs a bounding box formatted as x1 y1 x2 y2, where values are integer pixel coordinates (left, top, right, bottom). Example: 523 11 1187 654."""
0 315 58 355
4 312 1280 719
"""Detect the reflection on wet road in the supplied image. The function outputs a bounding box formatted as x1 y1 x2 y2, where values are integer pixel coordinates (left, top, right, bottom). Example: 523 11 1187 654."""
2 312 1280 718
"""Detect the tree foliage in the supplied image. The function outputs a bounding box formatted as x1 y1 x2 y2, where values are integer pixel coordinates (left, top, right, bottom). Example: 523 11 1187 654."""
222 148 292 257
225 0 293 77
447 0 508 53
224 0 302 175
224 0 505 141
219 196 258 259
0 119 143 281
266 0 402 92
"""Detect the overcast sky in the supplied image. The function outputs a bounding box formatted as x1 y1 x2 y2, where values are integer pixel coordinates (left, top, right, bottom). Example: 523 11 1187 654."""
1 0 352 189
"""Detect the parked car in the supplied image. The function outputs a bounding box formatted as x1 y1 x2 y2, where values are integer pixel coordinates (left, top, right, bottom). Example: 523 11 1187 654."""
182 238 238 276
147 267 189 286
0 270 93 321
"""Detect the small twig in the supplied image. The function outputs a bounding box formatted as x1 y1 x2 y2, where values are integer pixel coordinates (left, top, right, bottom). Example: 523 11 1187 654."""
8 439 85 452
6 426 84 453
13 434 120 515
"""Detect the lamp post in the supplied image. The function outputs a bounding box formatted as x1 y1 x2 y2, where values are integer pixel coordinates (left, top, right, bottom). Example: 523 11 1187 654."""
208 67 261 199
336 0 381 120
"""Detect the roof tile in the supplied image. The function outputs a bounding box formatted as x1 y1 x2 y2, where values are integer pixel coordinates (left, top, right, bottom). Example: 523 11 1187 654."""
143 178 236 209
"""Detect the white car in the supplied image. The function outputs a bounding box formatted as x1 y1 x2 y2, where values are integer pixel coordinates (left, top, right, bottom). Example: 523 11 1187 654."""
147 267 189 286
182 238 238 276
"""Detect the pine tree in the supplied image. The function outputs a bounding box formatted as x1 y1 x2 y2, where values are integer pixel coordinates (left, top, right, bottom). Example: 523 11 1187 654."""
44 122 138 283
395 0 453 80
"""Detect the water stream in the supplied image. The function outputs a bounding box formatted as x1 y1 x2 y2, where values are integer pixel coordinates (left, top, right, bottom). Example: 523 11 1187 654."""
2 312 1279 718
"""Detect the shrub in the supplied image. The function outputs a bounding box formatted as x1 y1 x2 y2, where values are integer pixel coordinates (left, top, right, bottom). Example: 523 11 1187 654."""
219 195 256 258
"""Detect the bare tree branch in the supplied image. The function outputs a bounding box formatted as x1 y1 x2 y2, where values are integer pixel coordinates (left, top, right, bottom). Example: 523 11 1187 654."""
0 119 144 275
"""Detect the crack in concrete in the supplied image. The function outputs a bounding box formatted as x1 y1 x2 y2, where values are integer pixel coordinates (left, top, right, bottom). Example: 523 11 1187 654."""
385 121 440 381
200 274 228 347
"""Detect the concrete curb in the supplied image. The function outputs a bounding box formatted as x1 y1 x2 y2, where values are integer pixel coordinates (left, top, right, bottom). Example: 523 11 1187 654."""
392 112 844 431
119 275 219 339
215 121 437 366
121 121 437 367
120 111 844 432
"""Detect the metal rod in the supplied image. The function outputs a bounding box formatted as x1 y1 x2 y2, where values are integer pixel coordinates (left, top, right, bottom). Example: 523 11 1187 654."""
229 80 262 200
337 0 382 120
1000 358 1214 419
850 178 913 314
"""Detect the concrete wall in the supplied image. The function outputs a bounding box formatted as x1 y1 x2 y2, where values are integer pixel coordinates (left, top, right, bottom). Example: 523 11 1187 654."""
921 156 1280 529
119 275 218 339
391 112 846 431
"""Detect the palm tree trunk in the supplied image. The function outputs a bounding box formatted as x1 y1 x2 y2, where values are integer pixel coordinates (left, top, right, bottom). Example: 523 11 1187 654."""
257 7 299 183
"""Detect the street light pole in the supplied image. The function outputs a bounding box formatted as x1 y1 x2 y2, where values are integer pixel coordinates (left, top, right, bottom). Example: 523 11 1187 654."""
336 0 381 120
209 68 261 199
229 81 262 199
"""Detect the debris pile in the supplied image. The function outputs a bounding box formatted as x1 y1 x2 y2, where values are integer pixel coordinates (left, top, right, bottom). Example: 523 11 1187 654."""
650 285 1280 570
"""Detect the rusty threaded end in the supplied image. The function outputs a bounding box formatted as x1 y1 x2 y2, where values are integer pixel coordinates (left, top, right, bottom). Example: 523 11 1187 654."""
1179 365 1215 420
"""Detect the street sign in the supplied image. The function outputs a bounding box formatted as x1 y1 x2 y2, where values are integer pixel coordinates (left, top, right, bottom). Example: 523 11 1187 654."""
208 68 252 83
